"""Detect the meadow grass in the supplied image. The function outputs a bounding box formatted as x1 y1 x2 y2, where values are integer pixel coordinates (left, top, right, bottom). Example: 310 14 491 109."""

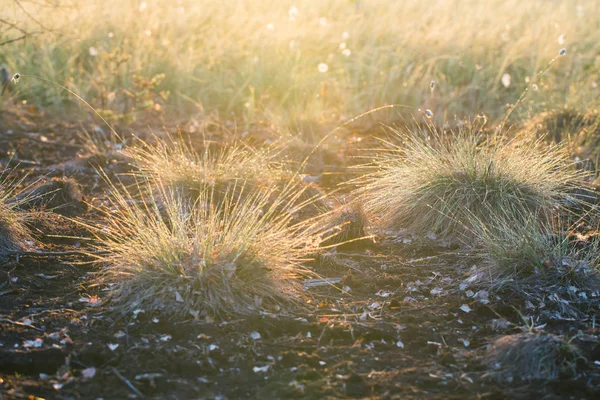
89 178 331 317
3 0 600 324
356 123 581 238
2 0 599 132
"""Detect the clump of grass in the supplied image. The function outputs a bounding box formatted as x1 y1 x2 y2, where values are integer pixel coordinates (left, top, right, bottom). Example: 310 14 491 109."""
357 124 581 238
65 127 131 174
0 204 30 257
126 137 330 219
528 109 600 144
0 172 33 257
90 180 328 317
14 177 84 213
469 211 600 289
128 137 285 198
319 200 371 249
485 332 582 382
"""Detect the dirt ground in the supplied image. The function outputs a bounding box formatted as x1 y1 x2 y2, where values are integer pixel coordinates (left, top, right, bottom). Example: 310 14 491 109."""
1 111 600 399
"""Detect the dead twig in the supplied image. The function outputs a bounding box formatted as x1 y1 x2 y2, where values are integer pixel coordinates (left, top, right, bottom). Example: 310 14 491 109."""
0 317 45 332
0 35 28 47
111 367 145 398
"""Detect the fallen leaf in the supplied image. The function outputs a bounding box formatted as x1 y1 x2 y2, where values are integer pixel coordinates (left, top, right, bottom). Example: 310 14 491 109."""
460 304 472 313
82 367 96 379
175 291 184 302
23 338 43 348
253 365 270 373
87 296 102 307
369 301 381 310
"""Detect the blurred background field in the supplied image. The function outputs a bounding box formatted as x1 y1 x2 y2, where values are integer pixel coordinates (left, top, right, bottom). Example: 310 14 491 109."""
2 0 600 132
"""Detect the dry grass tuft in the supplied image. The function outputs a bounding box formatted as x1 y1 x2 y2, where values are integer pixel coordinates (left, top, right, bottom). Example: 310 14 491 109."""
357 124 581 238
0 172 34 257
528 109 600 145
126 137 331 219
0 205 31 257
465 209 600 320
319 200 371 249
485 332 581 382
14 177 84 213
89 179 328 317
470 213 600 288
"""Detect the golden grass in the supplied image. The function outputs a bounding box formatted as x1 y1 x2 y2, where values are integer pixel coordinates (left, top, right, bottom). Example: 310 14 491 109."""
3 0 598 130
356 124 582 238
89 178 330 317
126 136 331 221
0 171 34 257
14 177 83 211
127 137 287 198
469 211 600 290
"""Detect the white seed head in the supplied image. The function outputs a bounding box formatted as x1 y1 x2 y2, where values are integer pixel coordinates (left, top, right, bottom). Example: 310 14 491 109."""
501 73 511 88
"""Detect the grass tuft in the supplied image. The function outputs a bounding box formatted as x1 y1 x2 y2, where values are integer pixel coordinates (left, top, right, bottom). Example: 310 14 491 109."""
529 109 600 145
0 171 34 257
14 177 84 213
357 124 581 238
126 136 330 220
90 179 328 317
470 210 600 287
485 332 582 382
319 200 371 249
